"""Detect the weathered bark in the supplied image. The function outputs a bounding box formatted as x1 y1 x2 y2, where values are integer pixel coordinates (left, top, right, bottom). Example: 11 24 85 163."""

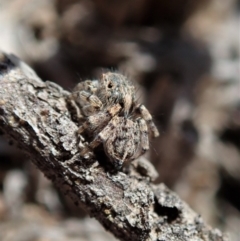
0 52 228 241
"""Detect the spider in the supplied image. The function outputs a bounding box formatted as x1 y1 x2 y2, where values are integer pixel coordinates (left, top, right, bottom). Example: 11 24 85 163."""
70 72 159 169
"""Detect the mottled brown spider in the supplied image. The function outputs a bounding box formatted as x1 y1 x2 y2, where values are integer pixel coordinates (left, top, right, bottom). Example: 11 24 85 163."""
70 72 159 169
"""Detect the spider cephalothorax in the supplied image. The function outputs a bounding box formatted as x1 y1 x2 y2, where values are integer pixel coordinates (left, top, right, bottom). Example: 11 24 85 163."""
70 72 159 169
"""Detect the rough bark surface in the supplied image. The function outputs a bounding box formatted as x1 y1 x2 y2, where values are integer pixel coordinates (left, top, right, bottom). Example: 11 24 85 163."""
0 52 228 241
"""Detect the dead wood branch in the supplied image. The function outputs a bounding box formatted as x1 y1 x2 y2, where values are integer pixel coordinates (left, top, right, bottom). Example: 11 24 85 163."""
0 52 228 241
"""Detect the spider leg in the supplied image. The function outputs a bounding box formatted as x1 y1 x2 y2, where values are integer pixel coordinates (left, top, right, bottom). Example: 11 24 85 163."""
138 118 150 155
136 104 159 138
78 104 121 134
68 98 84 121
78 90 103 115
82 105 100 116
73 80 99 93
80 117 115 156
78 105 121 158
78 140 95 159
130 118 149 161
89 122 113 149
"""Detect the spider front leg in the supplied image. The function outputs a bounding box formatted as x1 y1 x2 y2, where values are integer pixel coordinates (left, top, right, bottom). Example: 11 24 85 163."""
89 121 114 150
78 104 121 155
78 137 95 160
79 117 114 159
78 104 121 134
136 104 159 138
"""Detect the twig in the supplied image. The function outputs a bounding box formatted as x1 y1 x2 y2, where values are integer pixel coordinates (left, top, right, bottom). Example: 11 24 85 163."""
0 52 228 241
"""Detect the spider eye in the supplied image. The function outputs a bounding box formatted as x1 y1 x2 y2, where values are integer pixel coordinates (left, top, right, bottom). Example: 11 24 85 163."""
108 83 113 88
119 101 124 108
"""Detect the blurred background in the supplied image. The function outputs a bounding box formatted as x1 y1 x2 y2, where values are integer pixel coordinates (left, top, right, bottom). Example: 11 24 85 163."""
0 0 239 240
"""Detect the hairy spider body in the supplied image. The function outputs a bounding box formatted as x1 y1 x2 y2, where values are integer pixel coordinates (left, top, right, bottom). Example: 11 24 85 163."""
71 72 159 169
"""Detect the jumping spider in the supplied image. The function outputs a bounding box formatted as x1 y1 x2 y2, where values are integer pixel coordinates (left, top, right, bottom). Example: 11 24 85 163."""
70 72 159 169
